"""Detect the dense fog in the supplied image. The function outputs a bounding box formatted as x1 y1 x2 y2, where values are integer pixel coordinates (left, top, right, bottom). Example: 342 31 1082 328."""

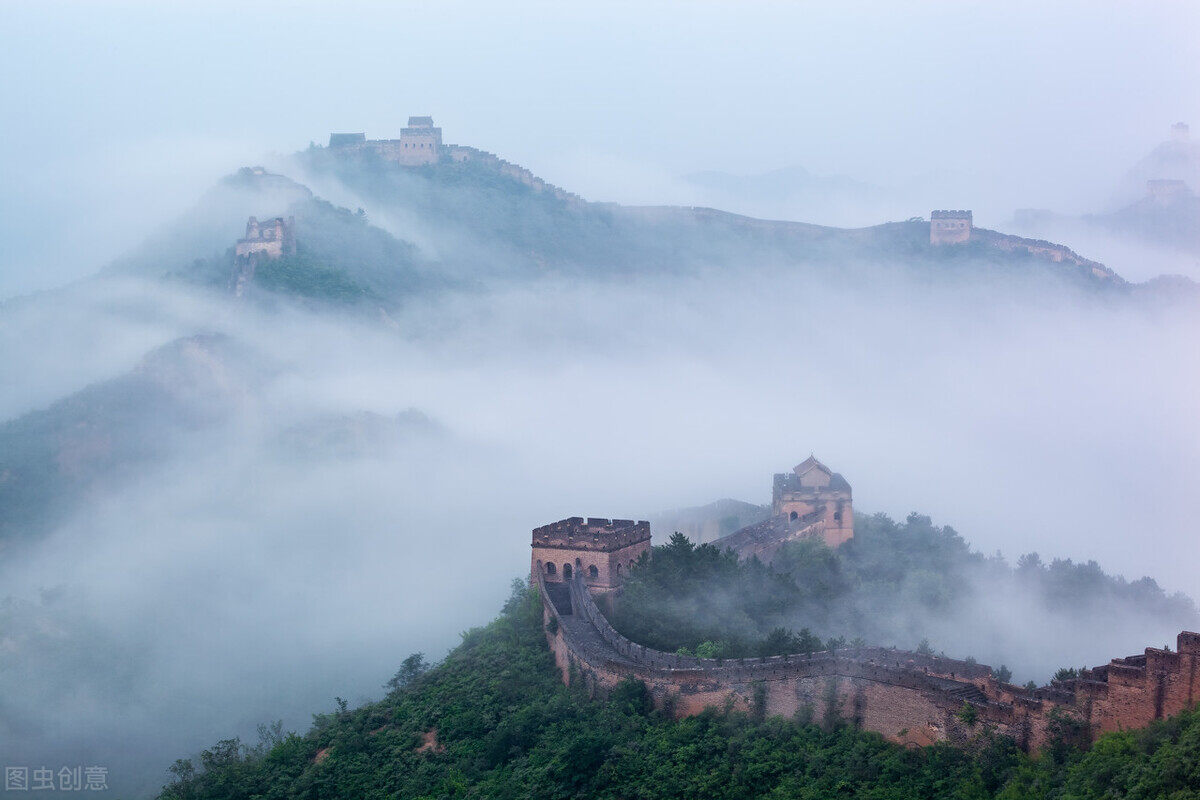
1 2 1198 797
3 1 1199 295
3 255 1199 793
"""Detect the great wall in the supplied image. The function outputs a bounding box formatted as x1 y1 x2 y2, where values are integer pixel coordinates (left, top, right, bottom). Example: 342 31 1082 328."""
218 115 1129 296
531 460 1200 752
327 116 585 207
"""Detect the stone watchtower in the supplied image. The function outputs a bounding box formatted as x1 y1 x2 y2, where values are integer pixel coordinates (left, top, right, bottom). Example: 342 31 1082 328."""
396 116 442 165
930 210 972 244
772 456 854 547
713 456 854 560
531 517 651 598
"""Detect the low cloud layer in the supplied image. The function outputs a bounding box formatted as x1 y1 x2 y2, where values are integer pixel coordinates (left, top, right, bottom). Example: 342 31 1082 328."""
2 252 1198 793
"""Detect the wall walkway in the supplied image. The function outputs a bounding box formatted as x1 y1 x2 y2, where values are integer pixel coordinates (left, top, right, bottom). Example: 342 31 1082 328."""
535 571 1200 751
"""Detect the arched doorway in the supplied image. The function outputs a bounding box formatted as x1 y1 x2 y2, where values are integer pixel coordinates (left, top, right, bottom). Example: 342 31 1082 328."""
563 563 573 579
588 564 599 580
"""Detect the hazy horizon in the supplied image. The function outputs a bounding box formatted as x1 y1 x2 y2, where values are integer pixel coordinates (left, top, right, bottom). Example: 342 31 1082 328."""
2 0 1198 297
2 3 1200 797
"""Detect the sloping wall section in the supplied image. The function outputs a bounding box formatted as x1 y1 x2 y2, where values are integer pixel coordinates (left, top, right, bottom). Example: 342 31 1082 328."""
536 572 1200 751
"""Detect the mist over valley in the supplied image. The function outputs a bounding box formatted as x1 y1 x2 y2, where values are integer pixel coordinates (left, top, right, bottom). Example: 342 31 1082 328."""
1 3 1198 797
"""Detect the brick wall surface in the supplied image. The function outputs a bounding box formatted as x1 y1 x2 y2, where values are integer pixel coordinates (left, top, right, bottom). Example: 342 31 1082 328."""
535 569 1200 752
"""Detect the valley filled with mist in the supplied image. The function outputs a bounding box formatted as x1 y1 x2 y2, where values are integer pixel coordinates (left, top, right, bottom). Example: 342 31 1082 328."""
3 131 1199 795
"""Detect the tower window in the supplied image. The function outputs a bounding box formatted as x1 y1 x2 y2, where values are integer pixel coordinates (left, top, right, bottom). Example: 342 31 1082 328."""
545 562 556 575
588 565 599 580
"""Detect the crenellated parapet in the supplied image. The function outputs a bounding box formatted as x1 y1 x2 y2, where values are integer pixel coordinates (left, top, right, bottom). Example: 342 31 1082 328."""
231 215 295 297
328 116 442 166
931 209 973 244
532 517 651 595
532 517 651 551
535 563 1200 752
443 144 586 207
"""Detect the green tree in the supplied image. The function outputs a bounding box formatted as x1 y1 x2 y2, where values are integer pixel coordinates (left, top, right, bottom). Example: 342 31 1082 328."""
385 652 430 693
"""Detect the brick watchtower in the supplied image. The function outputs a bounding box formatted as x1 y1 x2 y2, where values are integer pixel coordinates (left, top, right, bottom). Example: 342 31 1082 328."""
396 116 442 165
772 455 854 547
531 517 651 598
930 210 972 244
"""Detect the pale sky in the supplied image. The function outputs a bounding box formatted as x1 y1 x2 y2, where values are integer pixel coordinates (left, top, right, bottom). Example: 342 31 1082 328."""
1 0 1198 296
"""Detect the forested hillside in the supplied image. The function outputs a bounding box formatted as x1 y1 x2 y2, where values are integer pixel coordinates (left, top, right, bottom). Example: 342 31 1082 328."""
612 514 1197 683
159 580 1200 800
298 147 1130 291
0 335 263 542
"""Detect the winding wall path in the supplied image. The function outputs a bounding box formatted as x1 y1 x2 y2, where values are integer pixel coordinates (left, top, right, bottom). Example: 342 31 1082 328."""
536 572 1200 750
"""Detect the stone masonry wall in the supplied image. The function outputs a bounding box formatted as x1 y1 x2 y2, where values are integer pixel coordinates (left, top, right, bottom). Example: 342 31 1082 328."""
536 571 1200 752
532 517 651 593
443 145 585 208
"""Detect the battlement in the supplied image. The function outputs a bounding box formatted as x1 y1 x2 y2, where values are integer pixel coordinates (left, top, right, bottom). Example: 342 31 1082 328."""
931 210 973 245
326 115 442 166
528 461 1198 750
442 144 587 207
531 516 652 594
532 517 651 551
322 123 586 204
537 565 1200 752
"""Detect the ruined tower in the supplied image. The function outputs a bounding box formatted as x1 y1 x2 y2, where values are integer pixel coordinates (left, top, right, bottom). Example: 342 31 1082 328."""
231 215 295 297
531 517 651 598
930 210 972 244
235 216 295 260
